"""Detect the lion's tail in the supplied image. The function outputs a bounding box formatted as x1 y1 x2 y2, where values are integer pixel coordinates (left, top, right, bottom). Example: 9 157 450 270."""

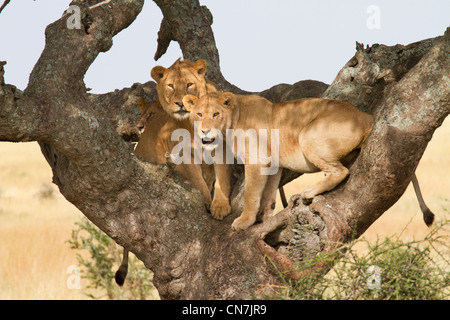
412 173 435 227
279 186 288 208
114 248 129 286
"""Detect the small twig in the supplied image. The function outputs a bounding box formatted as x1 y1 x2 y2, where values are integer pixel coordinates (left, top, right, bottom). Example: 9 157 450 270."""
88 0 112 10
61 0 112 18
0 0 11 15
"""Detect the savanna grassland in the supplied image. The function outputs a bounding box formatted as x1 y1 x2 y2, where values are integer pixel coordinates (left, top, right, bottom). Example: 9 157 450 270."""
0 142 86 299
0 117 449 299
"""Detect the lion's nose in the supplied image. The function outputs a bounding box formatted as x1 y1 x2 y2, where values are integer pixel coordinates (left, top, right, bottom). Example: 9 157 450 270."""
174 101 184 108
201 129 211 135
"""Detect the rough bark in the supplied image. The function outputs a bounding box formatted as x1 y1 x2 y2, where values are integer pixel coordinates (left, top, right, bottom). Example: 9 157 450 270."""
0 0 448 299
315 34 450 240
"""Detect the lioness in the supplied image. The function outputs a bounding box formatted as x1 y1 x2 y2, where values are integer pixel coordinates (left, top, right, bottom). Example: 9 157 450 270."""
183 92 435 231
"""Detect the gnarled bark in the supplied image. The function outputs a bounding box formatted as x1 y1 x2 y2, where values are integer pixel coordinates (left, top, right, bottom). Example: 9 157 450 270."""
0 0 448 299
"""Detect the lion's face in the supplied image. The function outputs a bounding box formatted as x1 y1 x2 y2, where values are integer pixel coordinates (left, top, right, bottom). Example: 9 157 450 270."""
136 99 162 133
183 92 236 151
151 59 208 121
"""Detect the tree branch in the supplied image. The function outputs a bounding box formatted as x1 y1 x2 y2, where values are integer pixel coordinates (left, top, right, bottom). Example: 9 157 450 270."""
314 27 450 241
1 0 203 294
153 0 245 93
253 29 449 279
88 81 158 142
0 0 255 299
1 0 448 300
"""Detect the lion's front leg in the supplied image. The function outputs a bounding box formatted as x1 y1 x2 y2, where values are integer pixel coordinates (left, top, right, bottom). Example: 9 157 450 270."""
178 163 212 210
201 163 215 193
211 163 232 220
232 165 268 231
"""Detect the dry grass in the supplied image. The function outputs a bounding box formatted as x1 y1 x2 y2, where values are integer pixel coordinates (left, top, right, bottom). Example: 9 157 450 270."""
0 117 449 299
0 142 87 299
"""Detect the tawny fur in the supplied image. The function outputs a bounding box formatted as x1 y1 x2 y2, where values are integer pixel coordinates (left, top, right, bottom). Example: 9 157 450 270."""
184 92 373 231
134 98 215 204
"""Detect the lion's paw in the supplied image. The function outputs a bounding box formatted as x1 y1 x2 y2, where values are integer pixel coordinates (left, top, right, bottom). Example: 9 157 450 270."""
231 215 255 231
300 189 315 205
204 201 211 213
211 198 231 220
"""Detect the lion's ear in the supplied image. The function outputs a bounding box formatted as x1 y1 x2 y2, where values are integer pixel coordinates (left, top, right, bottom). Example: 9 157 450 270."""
183 95 199 112
137 98 147 111
151 66 166 82
219 92 236 110
193 59 207 76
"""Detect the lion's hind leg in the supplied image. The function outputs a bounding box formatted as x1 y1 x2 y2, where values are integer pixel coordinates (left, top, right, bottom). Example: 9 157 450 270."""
257 168 282 222
298 118 361 203
300 159 349 203
299 137 350 202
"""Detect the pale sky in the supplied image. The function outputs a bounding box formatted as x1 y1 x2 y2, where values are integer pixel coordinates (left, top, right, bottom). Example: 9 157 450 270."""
0 0 448 93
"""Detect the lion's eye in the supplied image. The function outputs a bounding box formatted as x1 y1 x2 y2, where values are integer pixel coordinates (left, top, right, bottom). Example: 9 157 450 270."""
167 84 174 89
213 112 220 118
197 113 202 118
186 83 193 88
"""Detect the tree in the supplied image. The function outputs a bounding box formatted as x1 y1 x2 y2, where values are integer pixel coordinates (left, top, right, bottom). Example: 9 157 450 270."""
0 0 448 299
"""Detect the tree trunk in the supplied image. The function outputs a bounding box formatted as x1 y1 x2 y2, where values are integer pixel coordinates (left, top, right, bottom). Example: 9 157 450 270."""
0 0 448 299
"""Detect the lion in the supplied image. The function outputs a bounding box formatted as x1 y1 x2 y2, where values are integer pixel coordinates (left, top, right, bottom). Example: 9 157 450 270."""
183 92 435 231
134 98 215 196
151 58 220 121
136 98 161 134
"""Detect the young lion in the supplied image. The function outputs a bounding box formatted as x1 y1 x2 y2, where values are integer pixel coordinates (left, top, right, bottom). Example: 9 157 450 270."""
183 92 374 231
184 92 435 232
136 98 161 134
